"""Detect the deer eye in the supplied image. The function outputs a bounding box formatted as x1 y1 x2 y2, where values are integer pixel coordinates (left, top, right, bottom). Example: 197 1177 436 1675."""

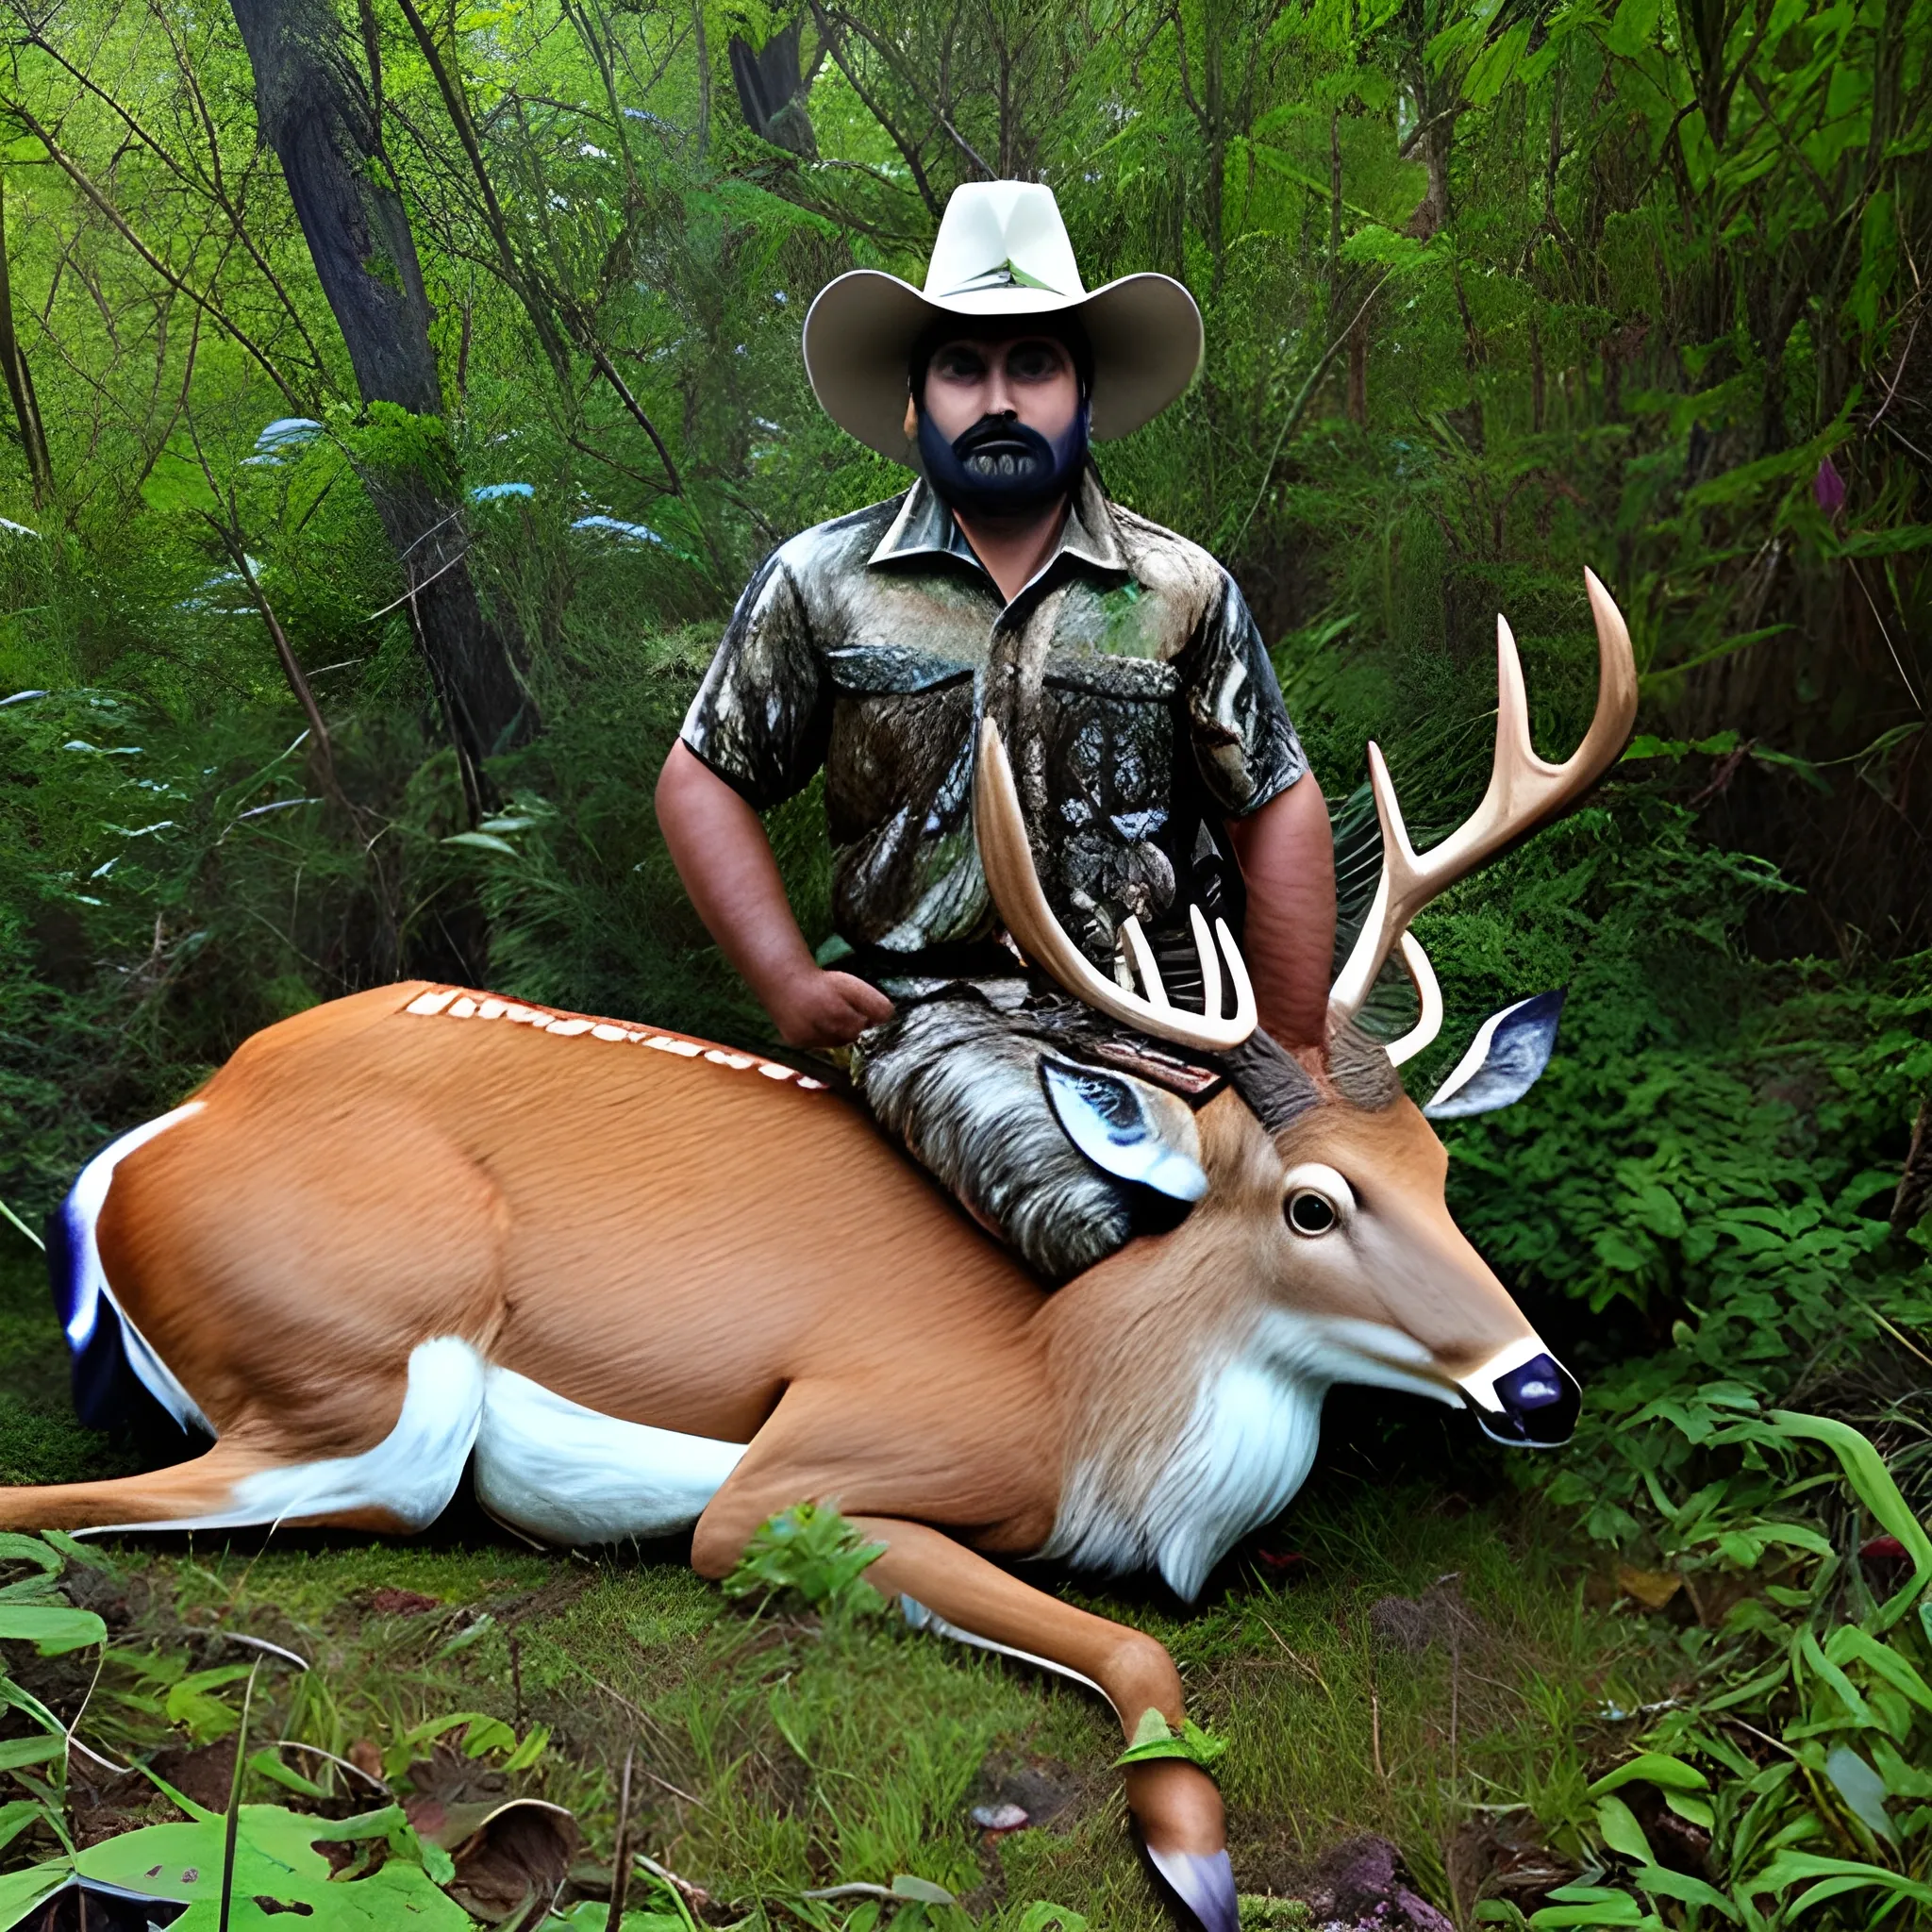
1280 1162 1354 1238
1286 1190 1338 1237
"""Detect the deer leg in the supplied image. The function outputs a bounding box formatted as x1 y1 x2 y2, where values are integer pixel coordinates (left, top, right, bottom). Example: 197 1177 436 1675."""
691 1499 1237 1932
0 1435 309 1532
0 1338 485 1537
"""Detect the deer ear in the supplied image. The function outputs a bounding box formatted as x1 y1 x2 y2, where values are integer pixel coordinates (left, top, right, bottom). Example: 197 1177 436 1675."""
1422 991 1565 1120
1041 1058 1208 1203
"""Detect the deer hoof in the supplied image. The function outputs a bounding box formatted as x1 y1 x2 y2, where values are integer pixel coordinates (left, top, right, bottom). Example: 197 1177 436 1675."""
1146 1845 1239 1932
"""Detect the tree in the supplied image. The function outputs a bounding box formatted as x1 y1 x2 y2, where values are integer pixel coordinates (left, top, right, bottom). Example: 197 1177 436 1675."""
227 0 533 808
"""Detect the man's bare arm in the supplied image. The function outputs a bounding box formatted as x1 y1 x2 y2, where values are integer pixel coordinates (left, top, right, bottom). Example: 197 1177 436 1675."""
1226 774 1337 1047
656 742 894 1048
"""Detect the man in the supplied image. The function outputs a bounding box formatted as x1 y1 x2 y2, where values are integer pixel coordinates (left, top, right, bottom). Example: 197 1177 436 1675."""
657 180 1334 1280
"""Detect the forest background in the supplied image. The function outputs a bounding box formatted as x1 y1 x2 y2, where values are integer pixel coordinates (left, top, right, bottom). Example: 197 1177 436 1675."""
0 1 1926 1928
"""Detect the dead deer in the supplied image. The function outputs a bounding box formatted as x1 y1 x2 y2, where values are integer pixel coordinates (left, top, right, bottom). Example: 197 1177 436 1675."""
14 576 1635 1932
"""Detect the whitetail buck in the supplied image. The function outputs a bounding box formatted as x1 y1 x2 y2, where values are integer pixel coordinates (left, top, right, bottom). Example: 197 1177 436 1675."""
16 576 1635 1932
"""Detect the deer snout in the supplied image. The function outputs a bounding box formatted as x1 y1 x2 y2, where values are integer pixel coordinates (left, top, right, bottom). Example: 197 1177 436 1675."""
1457 1337 1580 1448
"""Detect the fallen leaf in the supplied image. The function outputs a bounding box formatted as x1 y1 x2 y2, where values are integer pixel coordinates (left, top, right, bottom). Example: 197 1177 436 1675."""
1616 1565 1681 1610
410 1794 578 1927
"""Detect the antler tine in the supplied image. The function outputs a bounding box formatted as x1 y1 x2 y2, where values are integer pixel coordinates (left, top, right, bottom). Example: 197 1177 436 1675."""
973 718 1258 1052
1327 571 1638 1029
1384 933 1444 1068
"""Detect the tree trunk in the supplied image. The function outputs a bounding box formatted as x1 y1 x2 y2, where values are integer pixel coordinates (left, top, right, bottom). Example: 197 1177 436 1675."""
0 171 51 506
228 0 533 804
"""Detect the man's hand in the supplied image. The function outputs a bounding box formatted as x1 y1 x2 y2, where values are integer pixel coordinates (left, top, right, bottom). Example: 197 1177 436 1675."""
657 743 896 1044
768 967 896 1048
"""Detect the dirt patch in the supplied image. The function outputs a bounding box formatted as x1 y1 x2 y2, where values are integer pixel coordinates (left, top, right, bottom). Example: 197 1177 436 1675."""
365 1586 442 1616
58 1558 154 1632
1447 1818 1578 1921
68 1740 238 1849
1367 1575 1473 1655
970 1749 1087 1833
1265 1834 1455 1931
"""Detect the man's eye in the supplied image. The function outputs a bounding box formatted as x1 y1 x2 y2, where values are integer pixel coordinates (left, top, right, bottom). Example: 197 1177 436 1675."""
1008 345 1060 380
934 348 984 379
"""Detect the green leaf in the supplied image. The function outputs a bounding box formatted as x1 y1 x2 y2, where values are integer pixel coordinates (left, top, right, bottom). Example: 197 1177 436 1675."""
246 1747 330 1800
0 1862 66 1928
163 1662 255 1742
0 1606 106 1657
722 1502 886 1614
0 1800 52 1857
1747 1849 1932 1911
499 1723 549 1773
1114 1709 1229 1772
1767 1412 1932 1623
1596 1793 1652 1861
1800 1626 1875 1726
396 1710 510 1759
61 1803 473 1927
1824 1746 1896 1843
553 1906 687 1932
1529 1898 1652 1928
442 830 520 856
0 1537 64 1576
1663 1790 1714 1829
0 1736 64 1772
1626 1183 1686 1239
1824 1624 1932 1713
1589 1754 1709 1797
891 1874 958 1903
1630 1865 1739 1918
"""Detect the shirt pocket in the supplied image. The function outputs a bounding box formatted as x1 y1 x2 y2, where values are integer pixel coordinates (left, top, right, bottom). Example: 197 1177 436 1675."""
824 644 978 846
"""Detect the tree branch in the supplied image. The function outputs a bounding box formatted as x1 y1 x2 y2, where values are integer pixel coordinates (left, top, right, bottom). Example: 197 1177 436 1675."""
391 0 575 383
0 99 305 409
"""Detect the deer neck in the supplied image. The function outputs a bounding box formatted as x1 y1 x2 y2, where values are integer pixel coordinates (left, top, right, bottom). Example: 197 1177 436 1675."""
1033 1105 1326 1602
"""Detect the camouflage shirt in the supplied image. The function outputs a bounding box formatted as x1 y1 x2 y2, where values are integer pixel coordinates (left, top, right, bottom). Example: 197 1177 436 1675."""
680 467 1307 968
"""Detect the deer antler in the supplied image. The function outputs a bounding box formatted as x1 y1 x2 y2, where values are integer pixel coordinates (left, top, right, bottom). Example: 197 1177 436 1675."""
974 717 1258 1052
1327 570 1638 1033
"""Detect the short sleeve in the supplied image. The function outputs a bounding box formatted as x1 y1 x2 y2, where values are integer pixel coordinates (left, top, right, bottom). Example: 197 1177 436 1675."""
1183 574 1307 816
679 549 829 808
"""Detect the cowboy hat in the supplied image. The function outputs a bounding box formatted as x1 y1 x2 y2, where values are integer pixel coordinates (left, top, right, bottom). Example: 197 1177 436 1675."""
803 180 1203 460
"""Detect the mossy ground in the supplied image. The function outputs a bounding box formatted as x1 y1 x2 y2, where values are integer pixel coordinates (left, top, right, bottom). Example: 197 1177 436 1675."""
0 1239 1674 1926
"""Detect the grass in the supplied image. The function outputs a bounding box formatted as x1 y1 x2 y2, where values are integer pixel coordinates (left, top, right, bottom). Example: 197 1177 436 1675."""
0 1233 1679 1928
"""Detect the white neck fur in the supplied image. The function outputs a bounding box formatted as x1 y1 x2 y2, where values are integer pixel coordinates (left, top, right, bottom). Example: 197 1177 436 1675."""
1041 1309 1330 1600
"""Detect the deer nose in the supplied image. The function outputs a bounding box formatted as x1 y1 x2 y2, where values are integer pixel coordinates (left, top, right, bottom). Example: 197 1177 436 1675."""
1458 1343 1580 1448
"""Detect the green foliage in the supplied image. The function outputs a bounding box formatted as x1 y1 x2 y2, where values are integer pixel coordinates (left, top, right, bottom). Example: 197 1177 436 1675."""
0 1 1924 1925
1490 1414 1932 1929
724 1502 889 1619
0 1803 475 1930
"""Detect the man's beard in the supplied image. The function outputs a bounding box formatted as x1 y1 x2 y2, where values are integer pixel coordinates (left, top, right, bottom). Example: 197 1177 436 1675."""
916 405 1090 519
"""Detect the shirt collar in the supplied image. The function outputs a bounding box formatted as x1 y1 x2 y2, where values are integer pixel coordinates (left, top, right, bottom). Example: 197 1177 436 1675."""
868 466 1130 583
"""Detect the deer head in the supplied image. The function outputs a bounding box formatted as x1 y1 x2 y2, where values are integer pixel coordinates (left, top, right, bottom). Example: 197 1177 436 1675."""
974 572 1637 1519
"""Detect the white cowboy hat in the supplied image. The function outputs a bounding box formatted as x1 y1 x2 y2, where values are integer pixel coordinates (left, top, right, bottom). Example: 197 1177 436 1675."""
803 180 1204 460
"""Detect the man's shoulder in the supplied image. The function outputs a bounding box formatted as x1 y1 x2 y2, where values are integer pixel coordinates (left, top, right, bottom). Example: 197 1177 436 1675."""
1104 499 1231 612
772 492 908 579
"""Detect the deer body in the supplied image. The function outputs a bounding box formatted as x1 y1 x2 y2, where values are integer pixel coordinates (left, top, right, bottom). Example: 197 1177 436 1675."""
14 576 1638 1932
40 978 1522 1591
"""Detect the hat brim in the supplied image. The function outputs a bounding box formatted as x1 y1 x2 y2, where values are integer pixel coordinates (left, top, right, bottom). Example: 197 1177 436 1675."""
803 269 1204 460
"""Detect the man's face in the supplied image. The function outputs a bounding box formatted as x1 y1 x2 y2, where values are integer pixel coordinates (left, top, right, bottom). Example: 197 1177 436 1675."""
922 334 1080 446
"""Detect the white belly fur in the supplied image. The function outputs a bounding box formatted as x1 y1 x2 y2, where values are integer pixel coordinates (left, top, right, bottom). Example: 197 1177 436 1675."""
473 1363 745 1545
82 1334 747 1546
